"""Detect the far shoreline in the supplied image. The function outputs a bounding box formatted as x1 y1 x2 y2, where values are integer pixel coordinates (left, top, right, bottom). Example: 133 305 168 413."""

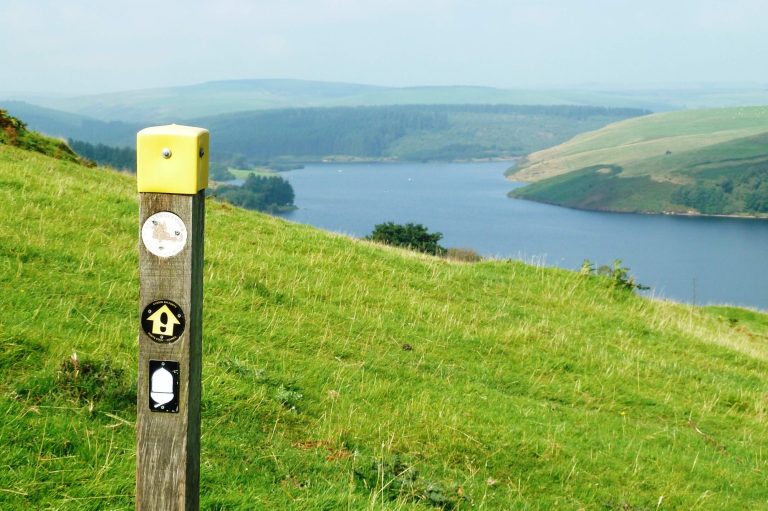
507 193 768 221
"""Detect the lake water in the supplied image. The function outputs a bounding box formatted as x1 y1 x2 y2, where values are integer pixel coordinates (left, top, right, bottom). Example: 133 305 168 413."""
275 161 768 310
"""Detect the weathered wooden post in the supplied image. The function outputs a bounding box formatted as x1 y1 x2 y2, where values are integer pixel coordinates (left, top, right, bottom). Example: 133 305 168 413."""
136 125 208 510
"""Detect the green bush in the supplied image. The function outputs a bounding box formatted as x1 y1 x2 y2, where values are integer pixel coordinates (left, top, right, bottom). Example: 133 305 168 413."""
366 222 446 256
581 259 649 292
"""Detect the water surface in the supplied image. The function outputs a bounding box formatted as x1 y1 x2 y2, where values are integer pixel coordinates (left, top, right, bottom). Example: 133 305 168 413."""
277 162 768 310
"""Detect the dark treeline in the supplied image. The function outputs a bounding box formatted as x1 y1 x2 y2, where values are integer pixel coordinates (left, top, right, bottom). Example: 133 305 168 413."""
401 103 650 118
195 104 649 163
200 106 449 160
672 164 768 214
213 173 295 213
8 102 649 165
69 139 136 171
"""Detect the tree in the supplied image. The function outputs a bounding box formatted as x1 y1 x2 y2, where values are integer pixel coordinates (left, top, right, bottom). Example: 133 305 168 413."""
68 139 135 171
366 222 446 256
213 173 295 213
209 162 235 181
581 259 648 291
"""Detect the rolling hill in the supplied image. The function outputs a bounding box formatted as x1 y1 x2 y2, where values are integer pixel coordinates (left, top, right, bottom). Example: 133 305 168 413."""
191 104 648 163
3 101 648 164
11 79 768 124
2 101 141 147
508 107 768 216
2 127 768 508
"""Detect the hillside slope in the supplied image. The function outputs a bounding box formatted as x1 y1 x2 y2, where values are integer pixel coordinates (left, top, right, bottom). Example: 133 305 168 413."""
0 109 87 165
2 101 141 147
2 143 768 509
508 107 768 216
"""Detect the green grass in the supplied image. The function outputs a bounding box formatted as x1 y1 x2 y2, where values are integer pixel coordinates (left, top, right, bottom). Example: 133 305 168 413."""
2 143 768 509
703 306 768 337
0 109 85 166
509 107 768 216
510 165 680 213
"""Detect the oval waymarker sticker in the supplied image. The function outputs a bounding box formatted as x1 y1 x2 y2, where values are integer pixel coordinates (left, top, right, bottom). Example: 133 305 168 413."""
142 211 187 258
141 299 186 343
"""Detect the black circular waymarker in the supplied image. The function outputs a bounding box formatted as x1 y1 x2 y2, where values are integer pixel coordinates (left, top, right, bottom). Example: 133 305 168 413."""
141 299 186 343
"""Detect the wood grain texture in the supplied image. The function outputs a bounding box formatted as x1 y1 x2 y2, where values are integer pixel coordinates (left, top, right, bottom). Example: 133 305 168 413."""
137 192 204 511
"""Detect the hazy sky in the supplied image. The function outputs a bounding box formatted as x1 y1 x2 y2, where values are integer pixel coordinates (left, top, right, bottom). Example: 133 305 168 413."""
2 0 767 95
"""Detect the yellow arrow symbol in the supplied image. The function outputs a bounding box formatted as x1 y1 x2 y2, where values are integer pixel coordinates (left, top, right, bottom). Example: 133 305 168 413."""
146 304 181 336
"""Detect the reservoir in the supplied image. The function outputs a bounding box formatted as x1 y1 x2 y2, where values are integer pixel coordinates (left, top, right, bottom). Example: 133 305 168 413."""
276 161 768 310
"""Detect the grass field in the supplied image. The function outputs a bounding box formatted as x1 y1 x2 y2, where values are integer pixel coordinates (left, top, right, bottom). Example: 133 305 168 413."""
509 107 768 216
2 141 768 509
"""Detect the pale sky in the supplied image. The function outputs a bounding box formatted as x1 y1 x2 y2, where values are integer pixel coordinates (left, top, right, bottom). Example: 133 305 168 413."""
1 0 767 95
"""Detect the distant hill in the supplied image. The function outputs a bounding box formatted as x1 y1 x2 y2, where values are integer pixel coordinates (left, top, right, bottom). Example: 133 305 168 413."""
18 80 383 123
508 107 768 217
12 79 768 123
192 104 649 163
3 137 768 508
2 101 140 147
2 101 648 164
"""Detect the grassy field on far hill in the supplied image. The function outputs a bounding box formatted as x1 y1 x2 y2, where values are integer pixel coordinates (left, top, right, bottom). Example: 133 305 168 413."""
2 139 768 509
508 107 768 216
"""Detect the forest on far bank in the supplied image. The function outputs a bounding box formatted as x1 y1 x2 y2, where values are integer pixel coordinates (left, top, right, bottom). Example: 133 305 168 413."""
194 104 649 165
5 102 649 168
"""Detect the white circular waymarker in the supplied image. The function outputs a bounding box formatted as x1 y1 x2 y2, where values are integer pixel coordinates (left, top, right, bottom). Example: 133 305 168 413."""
142 211 188 258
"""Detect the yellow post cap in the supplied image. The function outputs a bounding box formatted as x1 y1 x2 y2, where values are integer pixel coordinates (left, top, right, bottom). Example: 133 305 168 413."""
137 124 209 193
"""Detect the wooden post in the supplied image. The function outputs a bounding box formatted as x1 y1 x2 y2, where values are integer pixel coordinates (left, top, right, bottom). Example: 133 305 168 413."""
136 125 209 511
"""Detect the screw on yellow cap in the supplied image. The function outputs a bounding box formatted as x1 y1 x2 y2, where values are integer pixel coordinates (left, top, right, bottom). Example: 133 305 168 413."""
137 125 209 193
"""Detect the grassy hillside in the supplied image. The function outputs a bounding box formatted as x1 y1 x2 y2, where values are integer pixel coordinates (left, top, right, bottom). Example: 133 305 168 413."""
13 80 768 124
0 109 88 166
2 142 768 509
509 107 768 216
2 101 141 147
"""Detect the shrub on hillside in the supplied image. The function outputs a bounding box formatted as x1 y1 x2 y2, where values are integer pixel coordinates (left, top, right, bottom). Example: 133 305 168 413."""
366 222 446 256
581 259 649 292
445 247 482 262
